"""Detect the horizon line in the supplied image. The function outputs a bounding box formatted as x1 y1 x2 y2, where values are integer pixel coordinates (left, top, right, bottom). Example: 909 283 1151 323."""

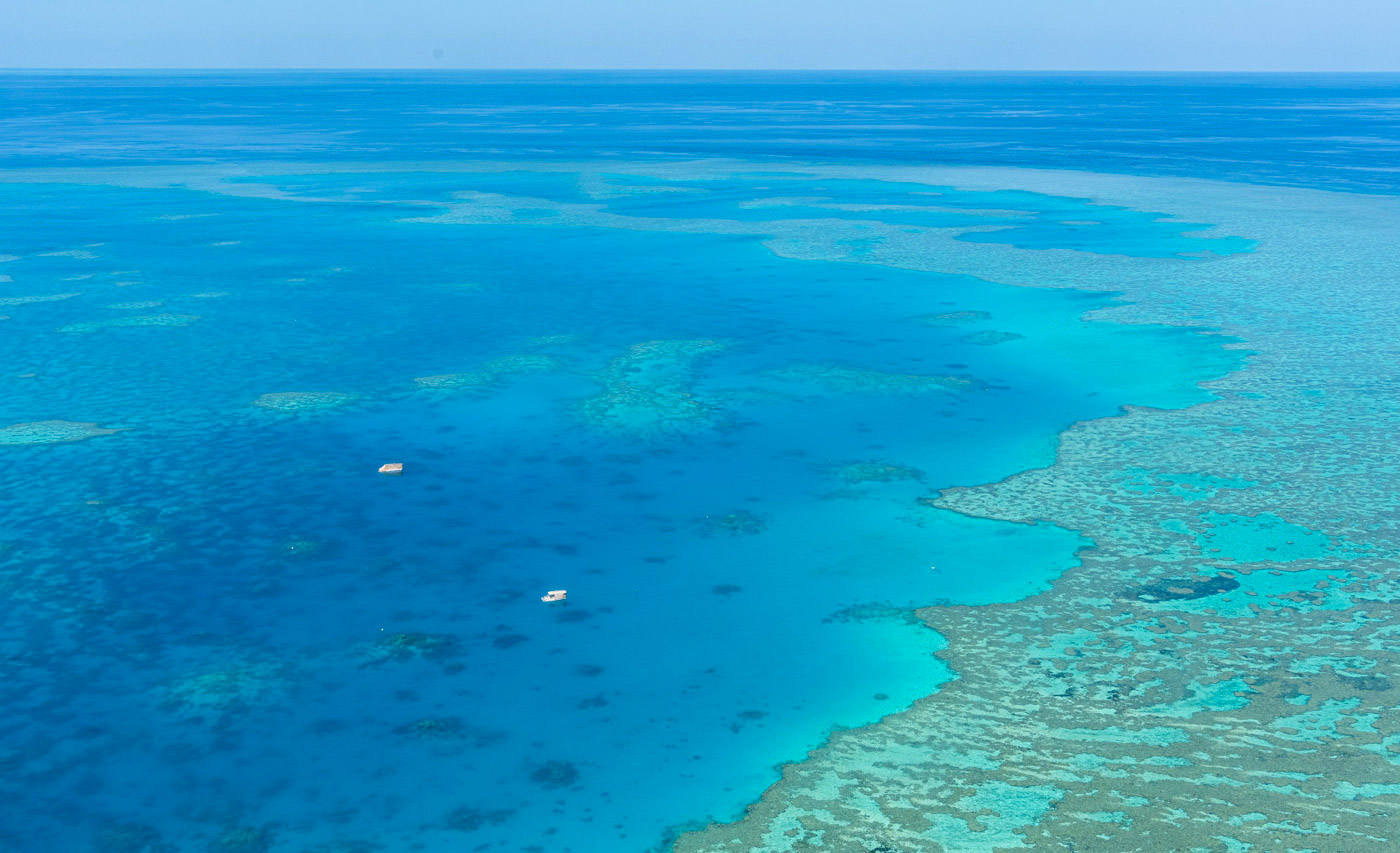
5 67 1400 74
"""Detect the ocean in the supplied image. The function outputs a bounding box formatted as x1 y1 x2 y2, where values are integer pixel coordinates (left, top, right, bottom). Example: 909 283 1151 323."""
1 72 1397 853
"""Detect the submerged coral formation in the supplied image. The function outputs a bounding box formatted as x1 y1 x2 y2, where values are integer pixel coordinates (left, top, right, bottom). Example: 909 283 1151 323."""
578 339 731 437
523 333 581 347
58 314 200 333
481 354 563 374
960 329 1024 346
94 823 167 853
408 369 498 389
529 760 581 789
445 807 515 832
360 631 461 666
674 170 1400 853
412 371 495 391
250 391 359 413
768 362 973 395
697 509 768 537
162 662 284 722
414 353 565 394
0 419 124 445
277 538 326 558
208 826 274 853
395 717 468 740
396 717 507 748
1128 572 1240 602
822 602 923 625
0 292 81 306
834 461 925 484
910 310 993 326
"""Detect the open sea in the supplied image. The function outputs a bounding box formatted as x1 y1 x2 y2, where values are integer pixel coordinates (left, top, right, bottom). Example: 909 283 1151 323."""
1 72 1397 853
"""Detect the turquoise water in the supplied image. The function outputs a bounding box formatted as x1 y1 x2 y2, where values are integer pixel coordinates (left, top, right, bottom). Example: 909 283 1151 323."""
0 74 1285 852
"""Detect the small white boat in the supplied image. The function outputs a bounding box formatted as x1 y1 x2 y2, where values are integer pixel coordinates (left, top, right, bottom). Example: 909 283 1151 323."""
541 589 567 603
378 463 404 475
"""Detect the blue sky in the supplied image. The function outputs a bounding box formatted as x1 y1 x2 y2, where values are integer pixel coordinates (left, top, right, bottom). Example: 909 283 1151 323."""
5 0 1399 70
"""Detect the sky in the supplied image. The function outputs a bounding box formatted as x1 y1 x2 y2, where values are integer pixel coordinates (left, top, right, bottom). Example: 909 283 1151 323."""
4 0 1400 71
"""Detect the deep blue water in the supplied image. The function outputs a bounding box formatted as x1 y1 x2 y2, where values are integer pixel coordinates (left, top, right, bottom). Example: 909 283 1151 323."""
4 71 1400 192
0 72 1375 853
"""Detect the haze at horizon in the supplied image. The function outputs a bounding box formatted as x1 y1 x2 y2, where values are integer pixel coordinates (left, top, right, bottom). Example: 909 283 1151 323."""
5 0 1400 72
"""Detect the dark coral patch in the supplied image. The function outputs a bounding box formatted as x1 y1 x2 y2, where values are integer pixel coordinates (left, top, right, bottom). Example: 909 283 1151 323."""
1127 574 1240 602
362 631 460 666
1340 674 1392 692
493 633 530 649
698 509 768 536
529 760 580 788
445 806 514 832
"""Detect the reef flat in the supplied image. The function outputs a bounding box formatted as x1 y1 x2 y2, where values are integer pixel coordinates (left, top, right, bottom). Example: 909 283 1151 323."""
674 170 1400 851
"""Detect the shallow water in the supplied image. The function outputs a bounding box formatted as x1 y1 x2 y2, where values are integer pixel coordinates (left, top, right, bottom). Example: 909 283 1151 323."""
0 75 1280 853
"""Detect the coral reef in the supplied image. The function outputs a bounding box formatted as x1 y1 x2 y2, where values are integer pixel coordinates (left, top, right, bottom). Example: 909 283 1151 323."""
209 826 274 853
294 843 381 853
822 602 924 625
1128 572 1240 602
414 353 565 394
0 292 81 306
94 823 170 853
960 329 1024 346
445 807 514 832
250 391 359 413
480 353 563 374
523 333 581 347
834 461 925 484
528 760 580 789
277 539 326 558
359 631 460 667
162 662 284 721
412 371 495 391
395 717 461 740
768 362 973 395
58 314 200 333
0 420 125 445
697 509 768 537
578 339 731 437
674 168 1400 853
910 309 993 326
